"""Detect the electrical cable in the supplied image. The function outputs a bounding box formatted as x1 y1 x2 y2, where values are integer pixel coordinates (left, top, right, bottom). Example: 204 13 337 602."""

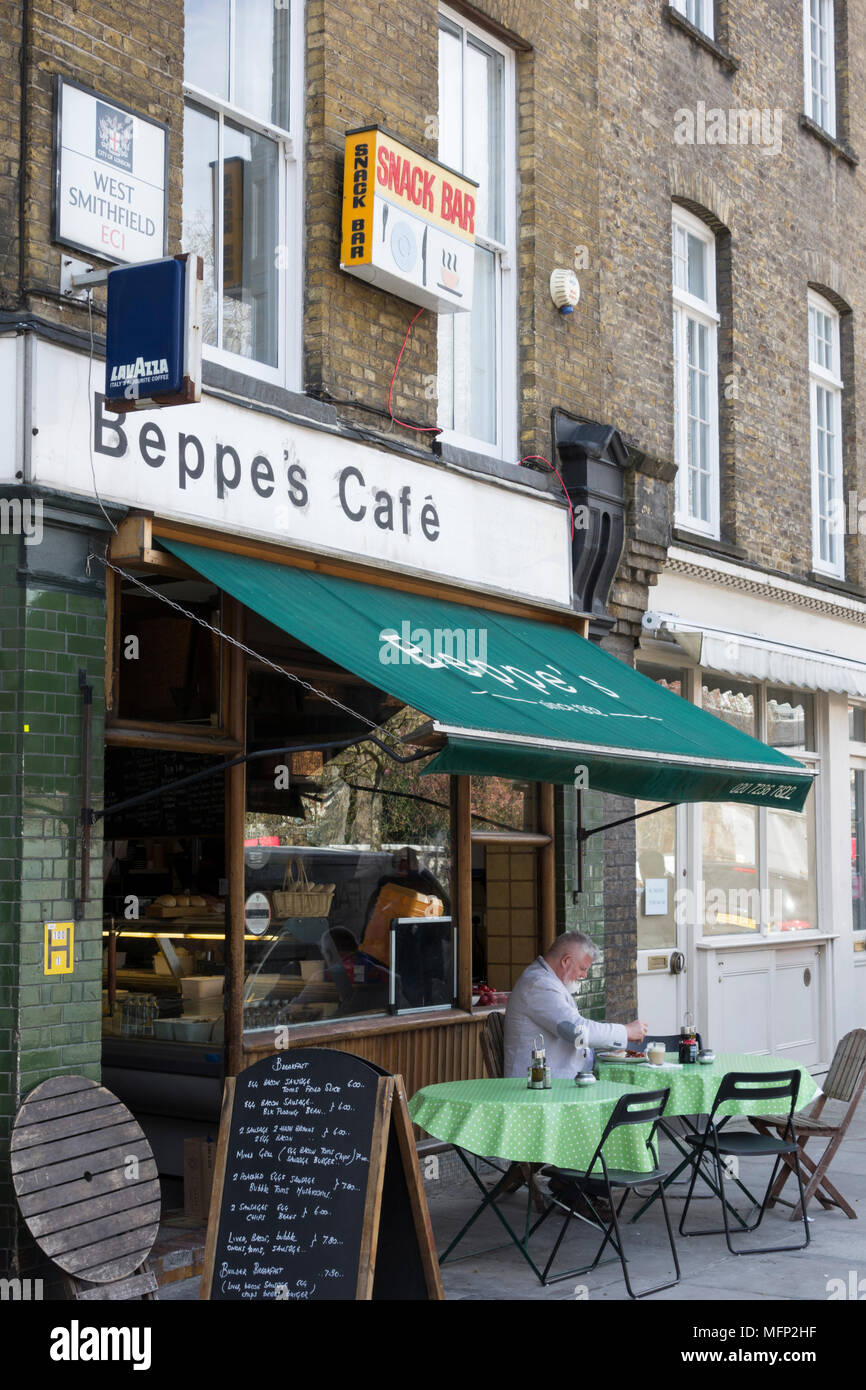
387 308 442 435
86 291 119 535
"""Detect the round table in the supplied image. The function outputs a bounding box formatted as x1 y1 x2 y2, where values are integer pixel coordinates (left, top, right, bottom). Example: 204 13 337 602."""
595 1052 820 1119
409 1076 662 1174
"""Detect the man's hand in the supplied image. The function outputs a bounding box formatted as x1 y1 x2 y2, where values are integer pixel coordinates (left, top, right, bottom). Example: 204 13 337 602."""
626 1020 648 1043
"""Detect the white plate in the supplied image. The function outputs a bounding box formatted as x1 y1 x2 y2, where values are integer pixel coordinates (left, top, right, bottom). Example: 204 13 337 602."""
596 1053 647 1063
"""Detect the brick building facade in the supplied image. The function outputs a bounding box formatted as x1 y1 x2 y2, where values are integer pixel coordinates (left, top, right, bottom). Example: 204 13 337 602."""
2 0 862 1284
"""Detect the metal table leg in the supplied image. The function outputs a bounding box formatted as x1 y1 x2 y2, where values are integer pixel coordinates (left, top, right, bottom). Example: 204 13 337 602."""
437 1147 550 1282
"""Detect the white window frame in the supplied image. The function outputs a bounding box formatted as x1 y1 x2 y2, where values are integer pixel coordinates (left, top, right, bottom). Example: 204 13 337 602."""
672 205 720 539
182 0 304 390
436 5 517 461
808 290 845 579
803 0 837 137
671 0 714 41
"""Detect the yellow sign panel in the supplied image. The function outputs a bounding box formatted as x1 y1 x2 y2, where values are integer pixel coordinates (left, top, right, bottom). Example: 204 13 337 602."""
44 922 74 975
340 126 477 314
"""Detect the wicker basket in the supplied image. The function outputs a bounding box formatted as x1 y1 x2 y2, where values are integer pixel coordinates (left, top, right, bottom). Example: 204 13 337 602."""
272 858 335 918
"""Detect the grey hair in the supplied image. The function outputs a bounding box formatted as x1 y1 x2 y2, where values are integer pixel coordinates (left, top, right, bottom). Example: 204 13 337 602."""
548 931 600 963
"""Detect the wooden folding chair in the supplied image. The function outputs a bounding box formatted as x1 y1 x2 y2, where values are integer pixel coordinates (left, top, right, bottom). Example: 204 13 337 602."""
479 1010 546 1212
749 1028 866 1221
480 1009 506 1079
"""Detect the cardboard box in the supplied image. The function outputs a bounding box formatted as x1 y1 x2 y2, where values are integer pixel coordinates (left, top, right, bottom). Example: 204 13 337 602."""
184 1138 218 1221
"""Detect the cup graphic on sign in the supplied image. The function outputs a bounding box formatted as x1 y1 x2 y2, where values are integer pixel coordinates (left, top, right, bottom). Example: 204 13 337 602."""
437 248 462 297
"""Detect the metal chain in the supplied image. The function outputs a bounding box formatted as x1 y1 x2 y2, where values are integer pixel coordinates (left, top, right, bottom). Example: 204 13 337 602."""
86 548 382 732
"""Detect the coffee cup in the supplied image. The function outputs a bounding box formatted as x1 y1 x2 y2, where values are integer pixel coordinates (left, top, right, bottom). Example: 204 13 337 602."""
647 1041 665 1066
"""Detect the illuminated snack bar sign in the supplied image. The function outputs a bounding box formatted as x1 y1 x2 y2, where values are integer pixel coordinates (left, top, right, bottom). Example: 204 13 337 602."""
53 78 168 263
340 126 477 313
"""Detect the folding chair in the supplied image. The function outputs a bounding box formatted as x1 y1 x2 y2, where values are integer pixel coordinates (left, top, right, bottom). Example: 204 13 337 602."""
679 1070 810 1255
749 1028 866 1221
531 1088 681 1298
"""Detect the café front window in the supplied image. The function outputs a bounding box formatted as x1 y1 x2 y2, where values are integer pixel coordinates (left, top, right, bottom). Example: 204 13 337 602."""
700 677 819 934
242 691 453 1032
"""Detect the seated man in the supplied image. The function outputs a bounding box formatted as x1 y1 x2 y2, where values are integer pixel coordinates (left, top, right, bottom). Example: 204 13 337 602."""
504 930 647 1079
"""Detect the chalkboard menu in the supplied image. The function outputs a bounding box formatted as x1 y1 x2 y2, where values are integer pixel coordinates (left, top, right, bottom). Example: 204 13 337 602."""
202 1048 442 1301
104 748 225 836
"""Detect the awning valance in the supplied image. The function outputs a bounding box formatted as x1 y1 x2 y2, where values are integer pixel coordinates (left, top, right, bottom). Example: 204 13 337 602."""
161 540 814 812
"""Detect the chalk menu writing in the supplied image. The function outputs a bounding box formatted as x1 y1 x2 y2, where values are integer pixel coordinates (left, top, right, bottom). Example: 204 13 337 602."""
210 1049 380 1300
103 749 224 836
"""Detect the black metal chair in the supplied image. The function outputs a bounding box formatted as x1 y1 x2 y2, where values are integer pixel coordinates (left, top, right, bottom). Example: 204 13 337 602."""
679 1070 810 1255
531 1088 681 1298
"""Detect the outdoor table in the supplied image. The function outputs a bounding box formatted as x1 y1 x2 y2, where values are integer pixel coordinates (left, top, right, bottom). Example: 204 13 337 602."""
408 1076 662 1280
595 1052 820 1225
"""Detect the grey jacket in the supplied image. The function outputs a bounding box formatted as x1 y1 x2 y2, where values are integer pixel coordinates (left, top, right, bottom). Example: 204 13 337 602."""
503 956 629 1079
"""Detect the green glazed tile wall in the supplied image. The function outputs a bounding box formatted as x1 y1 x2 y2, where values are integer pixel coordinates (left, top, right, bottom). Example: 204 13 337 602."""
0 551 105 1272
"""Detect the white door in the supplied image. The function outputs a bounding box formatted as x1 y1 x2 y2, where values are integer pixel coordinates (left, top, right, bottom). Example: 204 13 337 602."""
636 802 688 1034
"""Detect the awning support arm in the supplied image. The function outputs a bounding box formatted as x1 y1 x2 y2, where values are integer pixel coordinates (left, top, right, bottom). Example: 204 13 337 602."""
575 794 677 898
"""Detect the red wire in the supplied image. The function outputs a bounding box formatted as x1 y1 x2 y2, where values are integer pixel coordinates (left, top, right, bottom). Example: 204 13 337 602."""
519 454 574 538
388 308 442 433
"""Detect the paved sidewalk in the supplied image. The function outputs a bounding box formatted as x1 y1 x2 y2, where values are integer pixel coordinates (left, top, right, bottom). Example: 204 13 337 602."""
161 1078 866 1303
418 1093 866 1302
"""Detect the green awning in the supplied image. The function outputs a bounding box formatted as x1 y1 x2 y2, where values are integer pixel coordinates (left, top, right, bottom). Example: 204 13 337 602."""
161 540 814 812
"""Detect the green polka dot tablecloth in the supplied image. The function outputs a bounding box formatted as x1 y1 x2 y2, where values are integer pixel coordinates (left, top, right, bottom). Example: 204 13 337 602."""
595 1053 819 1119
408 1077 665 1173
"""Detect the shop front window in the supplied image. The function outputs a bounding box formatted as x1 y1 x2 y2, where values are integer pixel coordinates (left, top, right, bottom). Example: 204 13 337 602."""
699 678 819 935
102 745 228 1048
636 802 678 952
701 677 756 738
242 704 452 1031
768 795 818 932
768 688 815 753
701 802 759 935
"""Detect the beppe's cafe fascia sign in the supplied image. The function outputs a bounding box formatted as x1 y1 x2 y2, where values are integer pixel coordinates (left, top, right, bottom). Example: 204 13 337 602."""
22 339 572 609
53 78 168 263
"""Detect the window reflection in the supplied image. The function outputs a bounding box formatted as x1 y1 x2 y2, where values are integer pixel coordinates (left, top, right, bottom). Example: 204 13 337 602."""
701 678 756 737
636 802 677 951
767 688 814 752
243 707 452 1030
702 802 758 934
768 797 817 931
